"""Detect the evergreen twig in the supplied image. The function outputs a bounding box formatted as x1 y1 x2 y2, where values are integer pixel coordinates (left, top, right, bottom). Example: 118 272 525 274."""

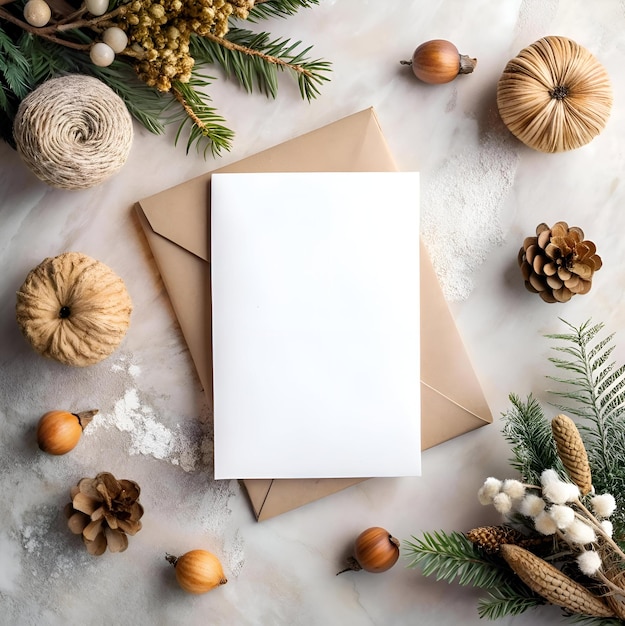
502 393 565 485
0 0 330 156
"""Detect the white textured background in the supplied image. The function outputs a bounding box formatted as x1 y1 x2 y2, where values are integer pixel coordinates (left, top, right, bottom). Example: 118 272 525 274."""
1 1 625 624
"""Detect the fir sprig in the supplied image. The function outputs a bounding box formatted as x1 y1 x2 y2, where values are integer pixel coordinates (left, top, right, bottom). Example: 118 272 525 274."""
546 319 625 540
502 393 565 485
477 583 544 620
170 77 234 157
248 0 321 21
0 0 330 156
405 319 625 622
404 531 544 619
192 28 331 100
404 530 510 588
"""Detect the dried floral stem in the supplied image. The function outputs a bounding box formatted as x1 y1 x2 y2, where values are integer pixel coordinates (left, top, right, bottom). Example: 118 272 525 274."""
0 7 89 50
574 500 625 562
596 570 625 596
204 31 314 77
51 6 127 32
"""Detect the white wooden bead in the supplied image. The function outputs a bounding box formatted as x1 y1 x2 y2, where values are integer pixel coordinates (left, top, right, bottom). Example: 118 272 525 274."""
23 0 51 27
102 27 128 54
85 0 109 16
90 42 115 67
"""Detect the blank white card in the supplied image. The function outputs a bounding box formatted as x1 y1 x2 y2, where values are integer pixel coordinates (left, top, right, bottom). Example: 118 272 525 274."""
211 172 421 479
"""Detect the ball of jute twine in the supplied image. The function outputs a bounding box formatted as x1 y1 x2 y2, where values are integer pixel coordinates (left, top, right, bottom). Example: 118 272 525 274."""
13 75 134 190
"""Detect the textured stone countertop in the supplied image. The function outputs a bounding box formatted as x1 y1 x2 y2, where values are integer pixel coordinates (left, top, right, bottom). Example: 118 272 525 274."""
1 1 624 624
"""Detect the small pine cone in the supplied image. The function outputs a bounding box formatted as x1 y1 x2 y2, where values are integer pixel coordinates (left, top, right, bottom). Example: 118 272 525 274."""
518 221 602 303
65 472 144 556
500 544 614 618
467 525 525 553
552 413 592 495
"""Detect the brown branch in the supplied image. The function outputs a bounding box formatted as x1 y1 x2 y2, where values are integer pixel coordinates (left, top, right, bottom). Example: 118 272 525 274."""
203 32 312 77
0 7 89 50
172 86 207 131
41 5 127 33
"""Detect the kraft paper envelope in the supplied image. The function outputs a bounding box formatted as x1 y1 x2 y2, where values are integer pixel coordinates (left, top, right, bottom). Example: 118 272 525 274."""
135 107 492 520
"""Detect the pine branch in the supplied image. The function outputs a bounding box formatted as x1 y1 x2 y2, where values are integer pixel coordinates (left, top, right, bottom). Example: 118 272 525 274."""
247 0 321 22
477 583 544 620
169 77 234 157
0 24 30 98
545 319 625 545
501 393 565 484
192 27 331 100
404 531 511 589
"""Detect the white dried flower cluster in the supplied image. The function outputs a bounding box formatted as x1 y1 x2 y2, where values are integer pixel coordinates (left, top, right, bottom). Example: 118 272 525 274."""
477 468 619 578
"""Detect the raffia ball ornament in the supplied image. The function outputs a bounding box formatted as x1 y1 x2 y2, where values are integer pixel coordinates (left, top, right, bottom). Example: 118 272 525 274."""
497 36 612 152
13 75 133 189
16 252 132 366
518 222 602 303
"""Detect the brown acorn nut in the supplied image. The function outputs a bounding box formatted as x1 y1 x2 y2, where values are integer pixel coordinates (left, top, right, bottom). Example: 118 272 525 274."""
518 221 602 303
400 39 477 84
337 526 400 575
36 409 98 454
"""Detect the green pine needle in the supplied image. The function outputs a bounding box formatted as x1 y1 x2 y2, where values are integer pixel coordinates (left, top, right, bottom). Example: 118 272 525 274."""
191 28 331 101
403 531 510 589
545 318 625 543
477 584 544 620
169 77 234 157
0 26 31 99
501 393 565 485
247 0 321 22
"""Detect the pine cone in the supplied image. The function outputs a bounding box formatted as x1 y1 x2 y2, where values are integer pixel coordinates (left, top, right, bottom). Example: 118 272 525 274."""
551 413 593 496
467 525 525 553
65 472 144 556
467 525 552 554
518 221 602 303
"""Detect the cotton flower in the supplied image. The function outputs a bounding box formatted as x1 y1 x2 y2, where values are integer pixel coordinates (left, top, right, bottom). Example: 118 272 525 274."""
493 492 513 515
519 494 545 518
566 519 597 545
478 477 502 505
577 550 602 576
534 511 558 535
502 479 526 500
591 493 616 518
541 470 579 504
549 504 575 530
601 520 614 537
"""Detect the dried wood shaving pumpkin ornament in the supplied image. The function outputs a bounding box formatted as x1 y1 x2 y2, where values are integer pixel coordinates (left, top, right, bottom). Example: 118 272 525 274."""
497 36 612 152
16 252 132 366
518 221 602 303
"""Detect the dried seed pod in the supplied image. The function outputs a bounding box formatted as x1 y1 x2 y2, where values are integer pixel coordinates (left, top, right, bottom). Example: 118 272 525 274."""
518 222 602 303
551 414 592 495
500 544 614 617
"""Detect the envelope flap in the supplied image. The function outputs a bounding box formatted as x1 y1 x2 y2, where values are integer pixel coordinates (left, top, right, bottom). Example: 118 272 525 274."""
139 108 389 263
420 243 491 420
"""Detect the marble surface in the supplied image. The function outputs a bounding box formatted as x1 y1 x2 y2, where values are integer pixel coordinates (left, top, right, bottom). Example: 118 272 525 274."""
1 1 625 624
